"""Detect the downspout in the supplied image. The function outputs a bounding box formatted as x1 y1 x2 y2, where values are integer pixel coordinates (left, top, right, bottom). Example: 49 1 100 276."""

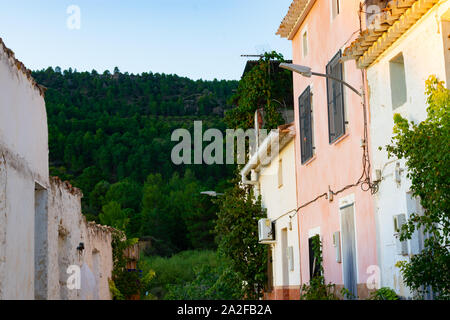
241 130 279 185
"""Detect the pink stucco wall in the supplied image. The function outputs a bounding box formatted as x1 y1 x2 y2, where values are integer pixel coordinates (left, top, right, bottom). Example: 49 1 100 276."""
290 0 377 292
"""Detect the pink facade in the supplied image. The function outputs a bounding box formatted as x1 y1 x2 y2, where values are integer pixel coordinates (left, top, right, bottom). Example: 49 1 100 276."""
280 0 378 298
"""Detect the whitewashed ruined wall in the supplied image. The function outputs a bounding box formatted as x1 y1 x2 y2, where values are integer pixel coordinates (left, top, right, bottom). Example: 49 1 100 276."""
0 38 113 300
0 40 48 183
47 177 113 300
259 139 300 290
0 38 48 300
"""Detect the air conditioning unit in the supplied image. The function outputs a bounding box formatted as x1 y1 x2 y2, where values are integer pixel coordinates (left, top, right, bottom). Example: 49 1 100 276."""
258 219 275 244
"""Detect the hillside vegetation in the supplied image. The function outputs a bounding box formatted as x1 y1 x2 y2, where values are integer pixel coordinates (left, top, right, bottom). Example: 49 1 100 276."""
33 67 238 254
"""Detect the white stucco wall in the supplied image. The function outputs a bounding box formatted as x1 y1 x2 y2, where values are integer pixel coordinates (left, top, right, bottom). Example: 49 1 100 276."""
259 139 300 288
367 2 450 298
47 177 113 300
0 39 113 300
0 39 49 300
0 41 48 184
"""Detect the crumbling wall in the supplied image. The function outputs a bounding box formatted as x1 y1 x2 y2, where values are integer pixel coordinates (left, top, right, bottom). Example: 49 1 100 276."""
47 177 113 300
84 222 114 300
0 154 6 299
0 37 113 300
0 37 49 300
0 145 39 299
0 38 48 184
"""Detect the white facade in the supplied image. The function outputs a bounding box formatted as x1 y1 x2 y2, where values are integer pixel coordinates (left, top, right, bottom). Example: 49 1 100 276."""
0 39 113 300
366 2 450 298
259 138 300 292
0 39 49 299
241 124 299 299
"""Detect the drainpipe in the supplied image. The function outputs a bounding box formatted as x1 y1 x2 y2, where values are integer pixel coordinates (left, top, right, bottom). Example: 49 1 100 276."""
241 130 279 185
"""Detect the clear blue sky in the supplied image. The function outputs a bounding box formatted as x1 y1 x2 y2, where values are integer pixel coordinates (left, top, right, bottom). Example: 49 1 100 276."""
0 0 293 80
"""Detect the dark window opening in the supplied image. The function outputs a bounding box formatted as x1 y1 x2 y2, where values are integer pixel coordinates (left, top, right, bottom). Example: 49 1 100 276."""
308 235 322 279
299 86 314 164
326 50 346 143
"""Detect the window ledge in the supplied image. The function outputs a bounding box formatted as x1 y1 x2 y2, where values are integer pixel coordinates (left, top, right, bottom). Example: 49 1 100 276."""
302 155 316 167
331 132 350 146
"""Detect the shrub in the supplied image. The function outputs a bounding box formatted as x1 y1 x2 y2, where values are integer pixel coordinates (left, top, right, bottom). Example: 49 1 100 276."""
369 287 399 300
139 250 220 299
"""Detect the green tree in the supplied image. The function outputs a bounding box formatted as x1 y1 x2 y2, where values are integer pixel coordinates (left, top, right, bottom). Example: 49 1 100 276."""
386 76 450 299
99 201 130 231
105 180 142 212
214 175 267 300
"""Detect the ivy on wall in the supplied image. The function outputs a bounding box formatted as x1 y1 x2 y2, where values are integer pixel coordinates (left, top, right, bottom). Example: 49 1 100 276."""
225 51 293 131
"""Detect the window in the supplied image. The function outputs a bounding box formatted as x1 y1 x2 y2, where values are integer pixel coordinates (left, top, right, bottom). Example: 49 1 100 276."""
393 214 408 255
326 50 346 143
287 246 295 271
389 53 407 109
278 158 283 188
302 30 308 57
299 86 314 164
331 0 340 20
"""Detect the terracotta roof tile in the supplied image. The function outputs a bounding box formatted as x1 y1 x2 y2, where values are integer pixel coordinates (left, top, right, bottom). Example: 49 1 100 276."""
343 0 439 68
277 0 316 39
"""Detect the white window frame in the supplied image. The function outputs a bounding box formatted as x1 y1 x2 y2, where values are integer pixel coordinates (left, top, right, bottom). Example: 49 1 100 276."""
301 26 308 58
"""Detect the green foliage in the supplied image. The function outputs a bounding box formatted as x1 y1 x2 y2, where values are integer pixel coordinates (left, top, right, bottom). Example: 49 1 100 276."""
139 250 221 300
140 170 220 255
32 67 237 246
386 76 450 299
300 235 339 300
225 51 293 131
310 234 323 277
109 279 125 300
99 201 130 231
300 276 339 300
340 287 358 300
369 287 399 300
109 231 143 300
214 175 268 300
165 260 241 300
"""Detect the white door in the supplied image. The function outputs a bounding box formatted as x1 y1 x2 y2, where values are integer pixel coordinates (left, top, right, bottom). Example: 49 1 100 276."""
341 204 358 298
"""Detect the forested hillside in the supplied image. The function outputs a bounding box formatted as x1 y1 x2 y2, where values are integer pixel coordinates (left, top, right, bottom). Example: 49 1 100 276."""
32 67 238 255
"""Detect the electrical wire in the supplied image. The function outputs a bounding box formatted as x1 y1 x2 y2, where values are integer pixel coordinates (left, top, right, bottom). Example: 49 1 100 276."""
271 3 381 224
276 62 379 223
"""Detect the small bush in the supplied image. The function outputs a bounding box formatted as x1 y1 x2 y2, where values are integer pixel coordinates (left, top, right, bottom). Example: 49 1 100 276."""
369 287 399 300
300 276 339 300
139 250 219 299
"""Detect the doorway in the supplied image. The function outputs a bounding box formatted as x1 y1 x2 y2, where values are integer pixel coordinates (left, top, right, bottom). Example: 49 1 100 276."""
340 203 358 298
34 183 48 300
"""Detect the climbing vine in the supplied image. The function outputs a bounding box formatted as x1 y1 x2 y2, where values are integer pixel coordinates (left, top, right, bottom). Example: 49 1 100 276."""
109 230 152 300
225 51 293 131
300 235 340 300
